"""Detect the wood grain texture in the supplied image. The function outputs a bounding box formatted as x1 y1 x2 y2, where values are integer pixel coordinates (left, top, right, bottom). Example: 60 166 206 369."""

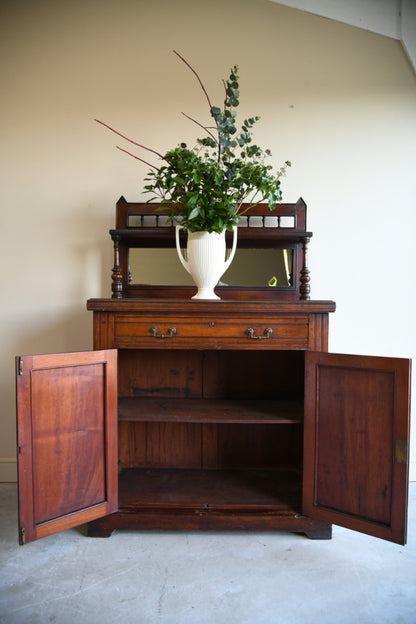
117 398 304 424
303 352 411 545
16 350 118 544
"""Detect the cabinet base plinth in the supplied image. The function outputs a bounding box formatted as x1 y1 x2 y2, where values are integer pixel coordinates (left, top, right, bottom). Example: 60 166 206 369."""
86 524 115 538
87 510 332 540
304 524 332 540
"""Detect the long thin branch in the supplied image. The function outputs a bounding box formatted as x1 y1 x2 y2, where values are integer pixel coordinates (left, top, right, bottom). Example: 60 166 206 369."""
95 119 164 159
181 112 217 141
234 188 264 215
116 146 159 170
237 195 271 215
173 51 223 165
173 51 216 118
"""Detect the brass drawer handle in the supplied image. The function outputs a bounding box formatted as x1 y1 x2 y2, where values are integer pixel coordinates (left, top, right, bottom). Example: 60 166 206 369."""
245 327 273 339
150 326 177 338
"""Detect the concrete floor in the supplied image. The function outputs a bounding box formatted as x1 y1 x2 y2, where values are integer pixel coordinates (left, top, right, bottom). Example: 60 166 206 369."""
0 483 415 624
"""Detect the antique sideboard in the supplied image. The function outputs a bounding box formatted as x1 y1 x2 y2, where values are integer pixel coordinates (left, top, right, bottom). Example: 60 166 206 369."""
16 199 411 545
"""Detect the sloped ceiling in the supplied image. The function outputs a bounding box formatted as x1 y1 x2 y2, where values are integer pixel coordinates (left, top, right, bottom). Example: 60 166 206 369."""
268 0 416 72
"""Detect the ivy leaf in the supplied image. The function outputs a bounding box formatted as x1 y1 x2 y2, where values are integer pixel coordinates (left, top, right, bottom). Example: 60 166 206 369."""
268 192 276 209
188 206 200 220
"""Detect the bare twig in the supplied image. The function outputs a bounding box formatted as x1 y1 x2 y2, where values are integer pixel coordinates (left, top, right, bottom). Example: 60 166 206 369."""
181 112 217 141
173 51 216 119
173 50 223 165
116 146 159 170
95 119 164 159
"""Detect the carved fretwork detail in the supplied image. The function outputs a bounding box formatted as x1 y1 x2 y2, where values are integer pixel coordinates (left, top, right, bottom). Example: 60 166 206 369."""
111 234 123 299
300 236 311 300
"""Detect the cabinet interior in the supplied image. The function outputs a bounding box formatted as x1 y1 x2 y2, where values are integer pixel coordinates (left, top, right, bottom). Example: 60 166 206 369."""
117 349 305 512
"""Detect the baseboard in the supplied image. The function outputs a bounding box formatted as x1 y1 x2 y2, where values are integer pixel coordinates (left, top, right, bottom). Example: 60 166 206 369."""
0 457 17 482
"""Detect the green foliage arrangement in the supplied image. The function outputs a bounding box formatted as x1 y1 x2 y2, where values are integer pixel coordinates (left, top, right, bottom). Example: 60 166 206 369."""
96 51 290 233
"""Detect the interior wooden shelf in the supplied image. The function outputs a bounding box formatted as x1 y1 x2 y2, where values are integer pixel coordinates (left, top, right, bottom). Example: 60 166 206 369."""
118 397 304 424
118 467 302 511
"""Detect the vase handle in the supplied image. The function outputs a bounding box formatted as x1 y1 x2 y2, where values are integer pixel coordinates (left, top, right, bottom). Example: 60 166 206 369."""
175 225 190 274
224 226 238 271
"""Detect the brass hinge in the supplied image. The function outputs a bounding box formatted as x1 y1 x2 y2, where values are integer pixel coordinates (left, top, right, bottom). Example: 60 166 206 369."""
394 439 408 465
18 357 23 376
19 527 26 545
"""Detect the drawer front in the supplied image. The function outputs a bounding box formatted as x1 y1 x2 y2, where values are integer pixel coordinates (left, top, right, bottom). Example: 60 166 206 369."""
113 314 310 349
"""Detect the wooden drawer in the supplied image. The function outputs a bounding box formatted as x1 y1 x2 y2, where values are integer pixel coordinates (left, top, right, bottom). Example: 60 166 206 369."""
113 314 310 349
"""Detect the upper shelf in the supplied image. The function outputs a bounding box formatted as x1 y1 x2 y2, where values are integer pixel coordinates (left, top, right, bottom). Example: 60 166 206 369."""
112 196 311 240
118 397 304 424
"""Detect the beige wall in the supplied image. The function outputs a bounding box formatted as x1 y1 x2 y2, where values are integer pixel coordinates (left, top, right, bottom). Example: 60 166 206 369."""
1 0 415 481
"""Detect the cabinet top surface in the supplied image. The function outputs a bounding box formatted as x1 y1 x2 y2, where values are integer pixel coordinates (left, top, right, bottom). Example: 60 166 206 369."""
86 298 336 314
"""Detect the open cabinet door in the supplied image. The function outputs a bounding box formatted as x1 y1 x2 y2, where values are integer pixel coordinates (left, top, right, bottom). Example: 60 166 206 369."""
303 352 411 545
16 349 118 544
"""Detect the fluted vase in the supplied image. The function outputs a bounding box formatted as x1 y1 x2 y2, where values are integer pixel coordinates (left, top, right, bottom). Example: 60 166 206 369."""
175 226 237 300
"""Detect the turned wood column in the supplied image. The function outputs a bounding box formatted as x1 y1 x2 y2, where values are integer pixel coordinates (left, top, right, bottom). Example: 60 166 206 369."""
300 236 311 300
111 234 123 299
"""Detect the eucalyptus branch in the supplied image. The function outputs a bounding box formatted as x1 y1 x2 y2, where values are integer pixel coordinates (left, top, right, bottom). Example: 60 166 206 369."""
116 146 159 170
222 79 228 111
217 143 222 165
95 119 164 159
181 112 217 141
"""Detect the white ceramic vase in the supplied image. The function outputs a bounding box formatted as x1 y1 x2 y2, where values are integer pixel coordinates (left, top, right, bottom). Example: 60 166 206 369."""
175 225 237 300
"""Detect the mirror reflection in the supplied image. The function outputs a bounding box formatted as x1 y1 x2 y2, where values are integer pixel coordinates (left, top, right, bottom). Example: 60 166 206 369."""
128 248 293 288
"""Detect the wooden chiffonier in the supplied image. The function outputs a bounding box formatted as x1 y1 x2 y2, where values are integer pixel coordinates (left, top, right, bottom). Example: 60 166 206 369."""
16 199 411 545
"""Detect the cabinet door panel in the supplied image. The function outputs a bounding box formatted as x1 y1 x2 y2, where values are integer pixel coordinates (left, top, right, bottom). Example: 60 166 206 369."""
303 352 411 545
16 350 118 544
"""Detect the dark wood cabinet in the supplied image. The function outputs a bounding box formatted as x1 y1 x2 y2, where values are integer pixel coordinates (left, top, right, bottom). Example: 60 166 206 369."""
15 200 411 545
16 300 411 545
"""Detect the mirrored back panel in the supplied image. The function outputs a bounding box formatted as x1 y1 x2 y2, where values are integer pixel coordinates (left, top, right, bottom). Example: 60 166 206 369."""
129 248 294 288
